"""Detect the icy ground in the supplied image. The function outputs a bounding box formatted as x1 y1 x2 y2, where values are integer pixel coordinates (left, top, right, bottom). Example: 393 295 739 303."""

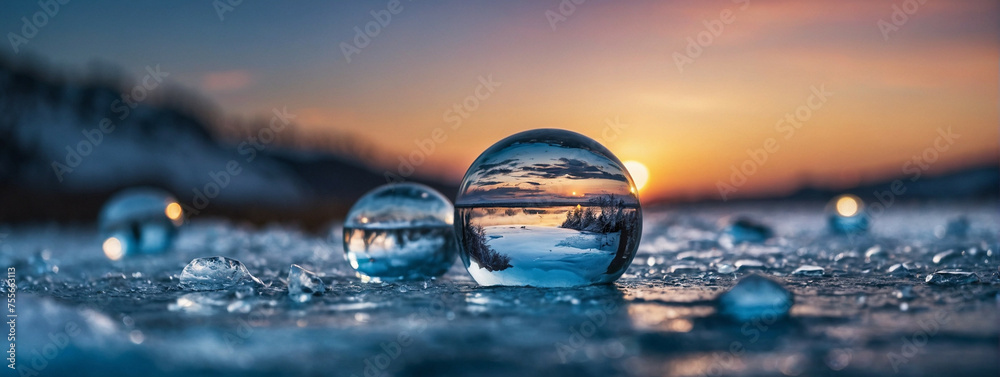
2 202 998 377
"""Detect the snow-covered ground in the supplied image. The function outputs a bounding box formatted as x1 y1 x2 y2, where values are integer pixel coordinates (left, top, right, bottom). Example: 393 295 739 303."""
466 225 618 287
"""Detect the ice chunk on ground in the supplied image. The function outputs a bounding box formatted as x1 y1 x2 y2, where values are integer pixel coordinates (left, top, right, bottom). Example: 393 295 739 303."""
932 249 959 264
719 217 773 248
676 249 722 261
717 274 792 322
886 263 913 277
834 251 859 263
864 245 887 262
179 256 263 290
716 263 736 274
734 259 766 271
791 265 824 277
287 264 326 303
668 262 706 274
925 269 978 286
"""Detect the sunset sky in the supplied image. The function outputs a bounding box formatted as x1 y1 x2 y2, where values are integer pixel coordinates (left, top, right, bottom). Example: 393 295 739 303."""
455 129 638 206
4 0 997 202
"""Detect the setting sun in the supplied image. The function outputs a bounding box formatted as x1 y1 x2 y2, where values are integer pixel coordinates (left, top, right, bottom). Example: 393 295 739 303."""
623 161 650 192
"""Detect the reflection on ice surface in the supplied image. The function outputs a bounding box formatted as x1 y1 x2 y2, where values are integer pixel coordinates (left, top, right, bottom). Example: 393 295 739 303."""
343 225 456 282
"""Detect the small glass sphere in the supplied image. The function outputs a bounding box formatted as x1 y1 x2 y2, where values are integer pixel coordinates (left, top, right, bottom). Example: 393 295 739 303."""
455 129 642 287
99 187 183 260
343 183 458 282
827 194 869 234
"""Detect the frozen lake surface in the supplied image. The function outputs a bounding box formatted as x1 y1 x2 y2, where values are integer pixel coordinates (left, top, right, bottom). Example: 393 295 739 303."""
3 202 998 377
466 226 617 287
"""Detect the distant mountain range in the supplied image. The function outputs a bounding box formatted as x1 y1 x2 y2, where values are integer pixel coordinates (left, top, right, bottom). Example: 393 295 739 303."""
0 58 455 229
775 165 999 203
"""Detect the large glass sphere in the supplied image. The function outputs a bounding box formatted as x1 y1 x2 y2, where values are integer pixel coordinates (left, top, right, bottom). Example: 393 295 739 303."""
343 183 458 282
98 187 184 260
455 129 642 287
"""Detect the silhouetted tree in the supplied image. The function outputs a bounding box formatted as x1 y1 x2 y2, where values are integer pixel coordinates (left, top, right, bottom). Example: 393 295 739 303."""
461 216 512 271
560 194 631 233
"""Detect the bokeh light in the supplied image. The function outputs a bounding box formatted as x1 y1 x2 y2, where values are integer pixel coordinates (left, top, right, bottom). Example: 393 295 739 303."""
165 202 183 222
835 195 860 217
102 237 124 261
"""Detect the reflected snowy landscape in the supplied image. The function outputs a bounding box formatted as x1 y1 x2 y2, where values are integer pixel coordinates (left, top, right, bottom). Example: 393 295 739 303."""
466 224 617 286
4 202 998 377
342 183 458 282
458 204 640 287
343 225 456 281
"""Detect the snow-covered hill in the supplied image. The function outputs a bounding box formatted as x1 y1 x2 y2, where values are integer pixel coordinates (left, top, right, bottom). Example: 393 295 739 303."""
0 60 454 226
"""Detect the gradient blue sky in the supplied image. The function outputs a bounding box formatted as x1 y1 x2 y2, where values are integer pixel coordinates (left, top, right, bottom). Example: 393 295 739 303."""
4 0 997 201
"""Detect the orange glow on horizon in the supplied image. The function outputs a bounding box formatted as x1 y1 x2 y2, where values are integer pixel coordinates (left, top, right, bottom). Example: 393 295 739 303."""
209 1 999 202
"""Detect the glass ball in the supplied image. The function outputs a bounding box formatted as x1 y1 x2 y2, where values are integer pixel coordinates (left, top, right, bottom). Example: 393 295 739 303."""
343 183 458 282
455 129 642 287
99 187 183 260
827 194 869 234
